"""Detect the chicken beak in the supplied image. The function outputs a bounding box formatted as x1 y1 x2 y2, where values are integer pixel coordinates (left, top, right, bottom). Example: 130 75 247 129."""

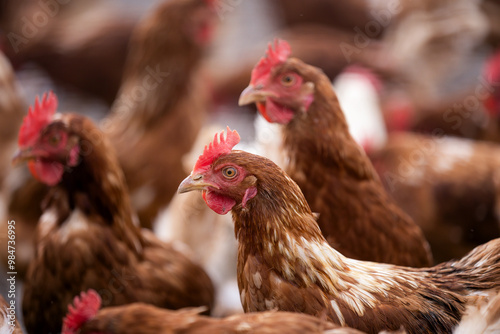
178 174 219 194
11 148 36 166
238 85 277 106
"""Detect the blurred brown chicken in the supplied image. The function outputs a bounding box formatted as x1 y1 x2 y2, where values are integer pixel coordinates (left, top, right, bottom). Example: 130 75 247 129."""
1 0 217 279
61 289 368 334
104 0 217 228
369 132 500 263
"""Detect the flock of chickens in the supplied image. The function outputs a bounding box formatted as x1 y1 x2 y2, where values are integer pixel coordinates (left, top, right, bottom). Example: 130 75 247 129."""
1 0 500 333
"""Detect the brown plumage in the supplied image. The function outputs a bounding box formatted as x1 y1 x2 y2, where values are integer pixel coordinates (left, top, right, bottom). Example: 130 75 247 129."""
369 132 500 263
238 41 432 267
178 132 500 333
1 0 216 281
16 105 214 334
104 0 216 228
62 290 365 334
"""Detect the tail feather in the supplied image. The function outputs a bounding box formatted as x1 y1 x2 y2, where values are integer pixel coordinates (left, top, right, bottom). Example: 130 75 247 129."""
62 290 101 334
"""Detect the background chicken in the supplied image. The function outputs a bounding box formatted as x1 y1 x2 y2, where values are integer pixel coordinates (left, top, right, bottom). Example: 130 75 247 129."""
14 93 214 334
369 133 500 263
104 0 217 228
0 0 218 280
179 128 500 333
332 63 500 264
238 40 432 267
61 289 369 334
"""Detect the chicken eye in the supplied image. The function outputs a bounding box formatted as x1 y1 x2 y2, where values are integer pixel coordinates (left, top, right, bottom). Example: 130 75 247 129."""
48 133 61 146
280 74 296 87
222 166 238 179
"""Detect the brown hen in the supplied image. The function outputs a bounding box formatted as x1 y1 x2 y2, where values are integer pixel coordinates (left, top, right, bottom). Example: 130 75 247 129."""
370 132 500 263
61 289 366 334
238 40 432 267
15 93 214 334
104 0 216 228
179 128 500 334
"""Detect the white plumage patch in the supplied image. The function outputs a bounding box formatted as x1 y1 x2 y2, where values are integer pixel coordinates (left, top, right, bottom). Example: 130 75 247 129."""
333 70 387 152
252 272 262 289
58 209 91 243
38 207 58 239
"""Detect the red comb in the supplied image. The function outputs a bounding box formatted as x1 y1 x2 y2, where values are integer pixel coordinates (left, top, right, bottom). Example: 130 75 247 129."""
193 126 240 173
484 50 500 116
62 289 101 334
250 39 291 85
18 91 58 148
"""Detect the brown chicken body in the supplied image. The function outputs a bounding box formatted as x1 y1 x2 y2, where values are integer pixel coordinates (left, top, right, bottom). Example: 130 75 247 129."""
239 40 432 267
16 94 214 334
179 128 500 334
105 0 216 228
61 289 365 334
370 132 500 263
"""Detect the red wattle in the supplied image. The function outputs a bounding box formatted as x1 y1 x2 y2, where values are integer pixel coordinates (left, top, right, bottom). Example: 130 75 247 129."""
202 189 236 215
28 160 40 181
257 99 294 124
29 160 64 186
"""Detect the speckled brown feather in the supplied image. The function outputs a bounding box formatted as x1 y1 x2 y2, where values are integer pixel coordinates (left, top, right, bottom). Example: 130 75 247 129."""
274 58 432 267
22 114 214 334
105 0 214 228
369 132 500 263
206 151 500 334
76 302 366 334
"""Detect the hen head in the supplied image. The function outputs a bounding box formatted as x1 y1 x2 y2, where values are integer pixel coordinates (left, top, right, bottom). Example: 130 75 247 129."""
13 92 80 186
152 0 217 48
238 39 316 124
178 127 259 215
